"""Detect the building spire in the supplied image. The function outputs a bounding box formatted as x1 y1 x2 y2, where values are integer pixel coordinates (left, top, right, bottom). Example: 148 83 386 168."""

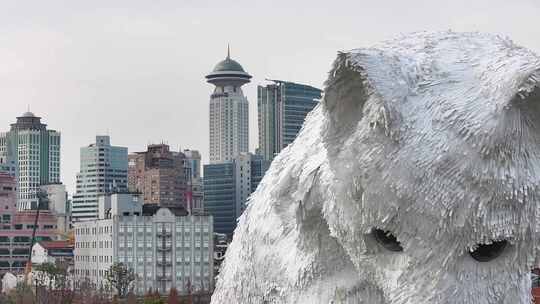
227 44 230 59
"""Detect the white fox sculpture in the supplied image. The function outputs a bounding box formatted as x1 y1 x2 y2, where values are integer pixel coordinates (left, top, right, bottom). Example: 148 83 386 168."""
211 31 540 304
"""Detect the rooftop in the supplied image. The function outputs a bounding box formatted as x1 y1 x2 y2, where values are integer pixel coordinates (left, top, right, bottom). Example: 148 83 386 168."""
212 58 246 73
21 111 36 118
37 240 73 250
206 46 252 86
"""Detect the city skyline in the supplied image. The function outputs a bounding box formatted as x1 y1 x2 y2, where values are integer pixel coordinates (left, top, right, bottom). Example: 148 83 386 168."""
1 0 539 194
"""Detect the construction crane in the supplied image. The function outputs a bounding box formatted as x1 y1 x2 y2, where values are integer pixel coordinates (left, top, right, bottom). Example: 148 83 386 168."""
24 189 48 282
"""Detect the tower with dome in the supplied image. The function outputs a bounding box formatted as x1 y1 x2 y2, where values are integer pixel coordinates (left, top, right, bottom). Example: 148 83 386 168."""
205 47 252 163
0 111 61 210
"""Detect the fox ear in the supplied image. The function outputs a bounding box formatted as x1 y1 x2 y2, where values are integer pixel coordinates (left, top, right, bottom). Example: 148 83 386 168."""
323 51 403 141
323 52 369 132
467 69 540 159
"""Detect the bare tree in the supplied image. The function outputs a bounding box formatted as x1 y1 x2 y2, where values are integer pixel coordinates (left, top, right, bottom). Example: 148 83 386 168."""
105 262 136 298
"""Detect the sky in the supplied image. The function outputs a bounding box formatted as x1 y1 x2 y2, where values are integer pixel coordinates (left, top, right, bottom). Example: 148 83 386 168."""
1 0 539 194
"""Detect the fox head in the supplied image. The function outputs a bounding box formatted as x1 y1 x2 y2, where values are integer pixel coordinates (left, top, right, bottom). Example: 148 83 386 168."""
212 31 540 304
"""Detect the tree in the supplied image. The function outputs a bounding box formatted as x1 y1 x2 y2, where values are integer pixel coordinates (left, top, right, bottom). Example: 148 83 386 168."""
74 277 95 304
105 262 136 298
33 261 73 304
167 288 179 304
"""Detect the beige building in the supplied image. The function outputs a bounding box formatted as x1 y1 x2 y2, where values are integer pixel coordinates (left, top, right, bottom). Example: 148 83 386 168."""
73 193 213 295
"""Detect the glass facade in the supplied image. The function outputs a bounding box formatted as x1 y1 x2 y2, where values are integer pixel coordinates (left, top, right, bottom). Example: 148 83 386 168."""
257 80 322 161
203 162 235 235
203 154 269 236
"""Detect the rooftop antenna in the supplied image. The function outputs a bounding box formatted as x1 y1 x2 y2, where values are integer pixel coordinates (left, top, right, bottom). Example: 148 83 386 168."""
227 44 230 59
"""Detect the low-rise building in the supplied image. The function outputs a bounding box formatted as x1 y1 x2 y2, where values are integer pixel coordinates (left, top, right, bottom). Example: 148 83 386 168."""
73 193 214 295
31 240 74 265
0 173 58 275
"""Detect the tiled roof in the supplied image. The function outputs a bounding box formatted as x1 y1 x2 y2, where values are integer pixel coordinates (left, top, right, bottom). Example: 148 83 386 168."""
38 240 73 250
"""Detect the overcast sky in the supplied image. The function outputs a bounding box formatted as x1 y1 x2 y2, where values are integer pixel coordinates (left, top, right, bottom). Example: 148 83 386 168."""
1 0 539 194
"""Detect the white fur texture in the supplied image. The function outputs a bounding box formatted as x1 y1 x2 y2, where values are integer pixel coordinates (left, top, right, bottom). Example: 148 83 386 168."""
211 31 540 304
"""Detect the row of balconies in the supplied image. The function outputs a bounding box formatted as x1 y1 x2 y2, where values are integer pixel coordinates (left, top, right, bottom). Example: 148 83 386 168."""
156 274 172 281
157 231 172 237
156 260 172 266
157 246 172 251
0 255 30 259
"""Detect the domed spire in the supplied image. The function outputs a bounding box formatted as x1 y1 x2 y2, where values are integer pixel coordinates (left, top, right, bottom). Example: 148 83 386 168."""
22 105 35 117
206 45 252 86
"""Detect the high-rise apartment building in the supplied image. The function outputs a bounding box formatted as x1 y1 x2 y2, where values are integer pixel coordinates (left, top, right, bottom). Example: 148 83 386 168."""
258 80 322 161
206 48 252 163
73 193 213 294
128 144 187 208
71 136 128 222
0 112 61 210
203 153 270 235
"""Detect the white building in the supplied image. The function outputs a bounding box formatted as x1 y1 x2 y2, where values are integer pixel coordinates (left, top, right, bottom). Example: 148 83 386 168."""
72 135 128 221
73 193 214 294
0 112 61 210
74 217 115 290
40 183 70 236
31 240 74 265
205 48 251 164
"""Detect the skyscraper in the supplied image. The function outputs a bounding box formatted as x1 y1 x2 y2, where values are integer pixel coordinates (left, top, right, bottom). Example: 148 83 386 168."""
206 47 252 163
257 80 322 161
128 144 187 208
0 112 61 210
203 153 269 235
71 135 128 222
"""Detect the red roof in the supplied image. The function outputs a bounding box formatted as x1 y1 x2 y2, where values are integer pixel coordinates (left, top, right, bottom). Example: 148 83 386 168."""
38 240 73 250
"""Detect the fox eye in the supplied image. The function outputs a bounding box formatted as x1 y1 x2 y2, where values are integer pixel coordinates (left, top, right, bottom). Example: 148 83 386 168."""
372 228 403 252
469 240 508 262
